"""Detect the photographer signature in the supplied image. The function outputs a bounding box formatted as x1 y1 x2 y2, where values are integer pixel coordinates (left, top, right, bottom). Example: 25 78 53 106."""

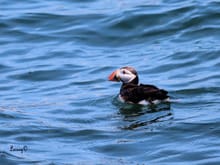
10 145 28 153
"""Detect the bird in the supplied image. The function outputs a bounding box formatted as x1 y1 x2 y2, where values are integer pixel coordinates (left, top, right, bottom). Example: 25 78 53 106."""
108 66 169 105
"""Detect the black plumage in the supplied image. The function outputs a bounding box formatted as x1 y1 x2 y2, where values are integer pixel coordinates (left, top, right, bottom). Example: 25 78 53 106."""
120 83 169 104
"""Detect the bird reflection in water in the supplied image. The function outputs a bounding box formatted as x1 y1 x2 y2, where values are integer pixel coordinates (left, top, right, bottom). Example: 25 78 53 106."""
113 97 172 130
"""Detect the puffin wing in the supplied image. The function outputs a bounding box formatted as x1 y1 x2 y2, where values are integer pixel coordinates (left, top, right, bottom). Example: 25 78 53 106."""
139 84 169 101
120 84 169 103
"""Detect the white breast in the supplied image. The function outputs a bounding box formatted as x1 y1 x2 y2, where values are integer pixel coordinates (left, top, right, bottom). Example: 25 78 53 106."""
118 95 125 103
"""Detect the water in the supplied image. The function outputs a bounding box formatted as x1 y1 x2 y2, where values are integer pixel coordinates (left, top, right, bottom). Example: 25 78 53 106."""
0 0 220 164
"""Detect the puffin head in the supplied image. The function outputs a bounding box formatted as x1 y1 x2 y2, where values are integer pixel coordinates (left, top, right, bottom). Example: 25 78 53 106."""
108 66 139 84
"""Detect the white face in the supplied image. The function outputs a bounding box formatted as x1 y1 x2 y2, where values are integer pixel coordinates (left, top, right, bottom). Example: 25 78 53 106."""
117 68 136 83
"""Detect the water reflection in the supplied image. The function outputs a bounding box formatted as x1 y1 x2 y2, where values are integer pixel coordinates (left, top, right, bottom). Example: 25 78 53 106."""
113 97 172 130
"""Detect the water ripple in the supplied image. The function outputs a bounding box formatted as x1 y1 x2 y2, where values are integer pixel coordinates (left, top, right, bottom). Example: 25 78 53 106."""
1 0 220 164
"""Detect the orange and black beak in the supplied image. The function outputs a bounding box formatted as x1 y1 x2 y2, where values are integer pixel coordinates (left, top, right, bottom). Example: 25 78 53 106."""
108 70 120 82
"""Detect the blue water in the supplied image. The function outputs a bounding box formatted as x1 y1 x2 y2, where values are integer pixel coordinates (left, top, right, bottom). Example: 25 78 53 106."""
1 0 220 164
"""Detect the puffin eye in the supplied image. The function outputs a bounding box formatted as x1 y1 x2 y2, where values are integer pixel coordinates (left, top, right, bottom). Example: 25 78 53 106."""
122 70 126 74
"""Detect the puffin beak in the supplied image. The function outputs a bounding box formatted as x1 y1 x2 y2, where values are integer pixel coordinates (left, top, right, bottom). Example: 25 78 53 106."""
108 70 120 81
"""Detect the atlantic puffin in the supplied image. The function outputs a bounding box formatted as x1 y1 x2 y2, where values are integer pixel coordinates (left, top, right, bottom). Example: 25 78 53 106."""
108 66 169 105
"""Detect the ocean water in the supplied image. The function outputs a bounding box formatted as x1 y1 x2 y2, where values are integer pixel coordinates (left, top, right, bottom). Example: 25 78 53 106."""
1 0 220 164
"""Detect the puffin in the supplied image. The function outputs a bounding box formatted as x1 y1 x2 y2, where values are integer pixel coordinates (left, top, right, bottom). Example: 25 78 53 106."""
108 66 169 105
